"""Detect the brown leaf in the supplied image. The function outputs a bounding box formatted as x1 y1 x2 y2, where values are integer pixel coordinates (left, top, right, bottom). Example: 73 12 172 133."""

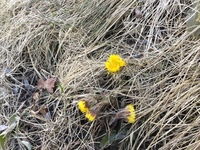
37 79 45 90
39 106 47 116
39 106 51 120
44 78 56 93
37 78 56 93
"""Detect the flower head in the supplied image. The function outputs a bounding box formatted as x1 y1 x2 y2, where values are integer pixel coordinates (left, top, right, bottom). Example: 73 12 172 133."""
78 100 89 113
85 110 96 121
78 99 108 122
105 54 126 73
109 104 136 125
125 104 136 123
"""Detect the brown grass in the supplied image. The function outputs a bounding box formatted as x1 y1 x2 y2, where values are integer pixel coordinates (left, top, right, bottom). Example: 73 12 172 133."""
0 0 200 150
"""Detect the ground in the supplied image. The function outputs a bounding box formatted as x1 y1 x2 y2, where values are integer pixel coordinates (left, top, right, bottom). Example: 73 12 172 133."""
0 0 200 150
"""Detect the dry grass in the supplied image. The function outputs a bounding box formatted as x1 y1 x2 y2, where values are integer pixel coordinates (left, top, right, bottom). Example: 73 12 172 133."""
0 0 200 150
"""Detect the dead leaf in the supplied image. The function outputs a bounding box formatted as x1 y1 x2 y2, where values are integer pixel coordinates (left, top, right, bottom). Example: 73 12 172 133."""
37 79 45 90
37 78 56 93
44 78 56 93
39 106 47 116
39 106 51 120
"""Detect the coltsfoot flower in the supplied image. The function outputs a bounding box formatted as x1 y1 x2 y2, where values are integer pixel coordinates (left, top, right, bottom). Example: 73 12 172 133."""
105 54 126 73
84 100 108 122
109 104 136 124
85 110 96 121
125 104 136 123
78 100 89 113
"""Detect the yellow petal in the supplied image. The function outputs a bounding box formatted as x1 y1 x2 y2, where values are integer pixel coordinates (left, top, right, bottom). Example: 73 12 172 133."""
125 104 134 112
105 54 126 73
85 111 96 121
126 112 136 123
78 100 89 113
125 104 136 123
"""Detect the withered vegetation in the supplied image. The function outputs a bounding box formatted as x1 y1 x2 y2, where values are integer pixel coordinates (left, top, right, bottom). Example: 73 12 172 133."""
0 0 199 150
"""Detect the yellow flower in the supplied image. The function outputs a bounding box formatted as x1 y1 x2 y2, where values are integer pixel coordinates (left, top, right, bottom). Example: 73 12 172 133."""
109 104 136 125
105 54 126 73
125 104 136 123
78 100 89 113
85 111 96 121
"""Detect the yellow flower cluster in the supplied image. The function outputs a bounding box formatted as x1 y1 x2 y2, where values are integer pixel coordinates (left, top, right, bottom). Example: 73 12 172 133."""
105 54 126 73
77 55 137 124
78 100 96 121
125 104 136 123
